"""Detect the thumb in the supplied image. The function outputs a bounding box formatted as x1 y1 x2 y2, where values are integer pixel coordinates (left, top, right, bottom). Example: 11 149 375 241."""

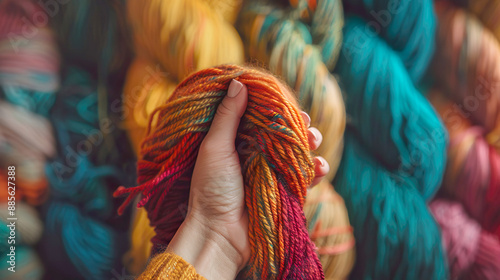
202 79 248 153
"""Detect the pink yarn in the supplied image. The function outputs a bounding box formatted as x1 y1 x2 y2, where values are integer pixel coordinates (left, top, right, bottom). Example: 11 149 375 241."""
430 199 500 280
0 0 60 92
448 127 491 220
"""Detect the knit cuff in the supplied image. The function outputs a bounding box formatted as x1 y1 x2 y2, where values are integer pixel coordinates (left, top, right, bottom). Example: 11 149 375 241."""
137 252 206 280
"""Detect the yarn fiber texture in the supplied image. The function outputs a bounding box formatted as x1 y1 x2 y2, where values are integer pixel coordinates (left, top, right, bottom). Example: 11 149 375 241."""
429 199 500 280
238 0 346 179
115 64 324 280
430 1 500 240
332 0 449 278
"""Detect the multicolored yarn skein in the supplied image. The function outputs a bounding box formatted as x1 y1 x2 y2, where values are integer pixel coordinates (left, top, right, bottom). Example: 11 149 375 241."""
122 0 244 273
238 0 345 179
429 199 500 280
431 1 500 240
115 64 324 279
0 0 60 206
332 0 449 278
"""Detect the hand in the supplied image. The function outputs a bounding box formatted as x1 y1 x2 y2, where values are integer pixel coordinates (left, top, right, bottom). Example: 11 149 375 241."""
167 79 329 280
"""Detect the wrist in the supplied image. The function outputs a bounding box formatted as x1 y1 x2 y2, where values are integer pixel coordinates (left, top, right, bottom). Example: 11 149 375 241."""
167 215 244 280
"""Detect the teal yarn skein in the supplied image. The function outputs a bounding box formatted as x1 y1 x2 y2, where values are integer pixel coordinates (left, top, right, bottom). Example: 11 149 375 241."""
41 67 133 279
343 0 436 82
333 0 449 278
336 16 446 199
335 132 448 279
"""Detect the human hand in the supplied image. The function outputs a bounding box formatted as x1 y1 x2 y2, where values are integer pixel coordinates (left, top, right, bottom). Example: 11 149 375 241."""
167 79 329 280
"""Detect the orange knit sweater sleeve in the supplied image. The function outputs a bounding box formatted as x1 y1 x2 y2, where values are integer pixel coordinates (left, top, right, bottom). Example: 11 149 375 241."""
137 252 206 280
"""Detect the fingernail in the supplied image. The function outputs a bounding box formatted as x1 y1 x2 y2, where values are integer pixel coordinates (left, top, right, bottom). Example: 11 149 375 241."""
317 157 325 167
301 111 311 127
310 128 319 141
228 79 244 97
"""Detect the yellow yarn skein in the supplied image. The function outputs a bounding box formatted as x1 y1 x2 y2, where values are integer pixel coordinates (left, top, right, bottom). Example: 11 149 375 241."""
122 0 244 275
123 203 155 274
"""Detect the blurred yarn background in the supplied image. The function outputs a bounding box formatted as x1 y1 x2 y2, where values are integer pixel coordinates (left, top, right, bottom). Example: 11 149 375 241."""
0 0 498 279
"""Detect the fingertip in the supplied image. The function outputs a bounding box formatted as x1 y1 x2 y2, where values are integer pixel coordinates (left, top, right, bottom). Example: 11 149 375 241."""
228 79 245 98
309 157 329 188
308 127 323 150
227 79 248 118
314 156 329 177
